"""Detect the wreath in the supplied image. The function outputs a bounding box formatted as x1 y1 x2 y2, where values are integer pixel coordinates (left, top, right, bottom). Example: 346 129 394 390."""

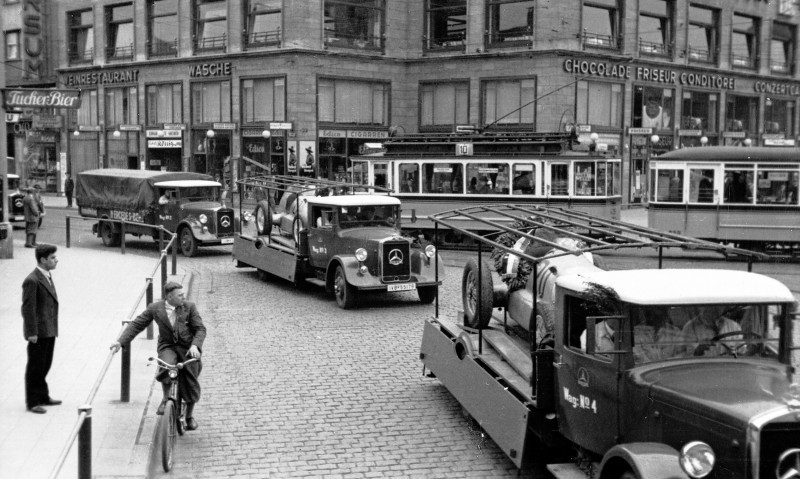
489 216 556 292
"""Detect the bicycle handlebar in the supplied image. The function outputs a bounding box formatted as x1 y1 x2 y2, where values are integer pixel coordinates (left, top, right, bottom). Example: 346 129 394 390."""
148 356 199 370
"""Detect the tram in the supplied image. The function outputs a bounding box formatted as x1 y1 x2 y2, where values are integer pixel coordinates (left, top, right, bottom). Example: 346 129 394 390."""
648 146 800 252
350 131 622 245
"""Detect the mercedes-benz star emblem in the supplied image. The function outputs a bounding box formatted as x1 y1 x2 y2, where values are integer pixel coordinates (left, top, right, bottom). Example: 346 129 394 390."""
388 249 404 266
777 448 800 479
220 216 231 227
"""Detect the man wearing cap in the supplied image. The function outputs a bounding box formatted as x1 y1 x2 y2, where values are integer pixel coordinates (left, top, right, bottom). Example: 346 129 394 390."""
110 282 207 430
22 188 41 248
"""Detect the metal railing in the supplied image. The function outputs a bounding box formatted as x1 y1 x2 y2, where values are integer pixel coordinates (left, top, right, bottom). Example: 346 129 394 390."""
50 217 178 479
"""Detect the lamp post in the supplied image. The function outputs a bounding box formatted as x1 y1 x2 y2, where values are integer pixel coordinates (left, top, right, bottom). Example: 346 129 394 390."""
743 138 752 147
700 136 708 147
206 129 215 139
589 132 599 154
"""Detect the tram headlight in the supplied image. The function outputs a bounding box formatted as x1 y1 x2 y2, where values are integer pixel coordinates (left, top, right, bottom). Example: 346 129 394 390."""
425 244 436 259
355 248 368 262
679 441 715 478
199 214 208 224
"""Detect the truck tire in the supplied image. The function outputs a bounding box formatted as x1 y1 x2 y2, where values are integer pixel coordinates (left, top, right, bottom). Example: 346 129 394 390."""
99 220 121 247
417 286 437 304
179 227 198 257
334 265 356 309
255 200 272 235
462 258 494 329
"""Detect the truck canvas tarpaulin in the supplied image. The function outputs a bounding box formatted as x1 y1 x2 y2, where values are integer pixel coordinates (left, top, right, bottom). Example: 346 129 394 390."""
76 169 212 212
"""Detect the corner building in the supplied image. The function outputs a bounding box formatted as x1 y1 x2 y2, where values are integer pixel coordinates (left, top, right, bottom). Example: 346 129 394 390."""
34 0 800 205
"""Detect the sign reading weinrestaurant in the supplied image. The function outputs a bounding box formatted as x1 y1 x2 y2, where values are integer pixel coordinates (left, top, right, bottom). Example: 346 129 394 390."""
1 88 82 109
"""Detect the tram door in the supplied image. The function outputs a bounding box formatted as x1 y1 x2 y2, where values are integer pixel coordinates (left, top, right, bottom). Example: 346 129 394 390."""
630 135 649 204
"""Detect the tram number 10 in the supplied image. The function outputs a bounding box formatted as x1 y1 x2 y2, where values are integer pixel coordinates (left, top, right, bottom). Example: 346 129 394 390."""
455 143 474 156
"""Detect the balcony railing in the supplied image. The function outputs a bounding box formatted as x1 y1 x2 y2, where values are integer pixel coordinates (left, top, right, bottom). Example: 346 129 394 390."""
148 39 178 57
423 32 465 52
581 30 619 49
732 54 756 69
106 43 133 61
770 61 791 74
639 38 672 56
245 29 281 48
195 33 226 52
68 47 94 63
485 28 532 48
687 47 714 63
324 30 383 51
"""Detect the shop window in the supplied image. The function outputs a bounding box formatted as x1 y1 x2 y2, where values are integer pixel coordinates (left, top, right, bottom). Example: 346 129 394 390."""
770 22 795 75
639 0 673 56
242 77 285 123
512 163 536 195
653 169 683 202
148 0 178 57
482 78 536 127
191 81 231 123
106 3 134 61
689 169 715 203
725 94 758 138
581 0 619 49
687 5 718 63
245 0 281 48
681 90 718 132
764 98 794 137
194 0 227 52
756 170 798 205
485 0 534 47
68 9 94 64
146 83 182 125
732 14 759 70
425 0 466 51
577 81 623 128
105 87 138 126
5 30 20 60
723 169 754 204
633 85 674 130
420 81 469 129
69 89 98 127
318 78 388 125
324 0 384 50
399 164 420 193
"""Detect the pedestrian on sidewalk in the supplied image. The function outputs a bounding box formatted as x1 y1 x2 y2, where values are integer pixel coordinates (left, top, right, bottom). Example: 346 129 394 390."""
33 184 45 228
22 188 41 248
22 244 62 414
64 174 75 208
110 281 206 431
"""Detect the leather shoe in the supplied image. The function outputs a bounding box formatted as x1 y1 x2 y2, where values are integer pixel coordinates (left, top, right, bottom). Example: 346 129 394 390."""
28 405 47 414
24 244 34 248
185 417 198 431
156 400 166 415
43 398 62 406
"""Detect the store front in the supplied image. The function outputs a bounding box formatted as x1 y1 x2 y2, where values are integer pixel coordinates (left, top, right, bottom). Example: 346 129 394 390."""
146 127 184 171
318 129 389 181
192 124 233 186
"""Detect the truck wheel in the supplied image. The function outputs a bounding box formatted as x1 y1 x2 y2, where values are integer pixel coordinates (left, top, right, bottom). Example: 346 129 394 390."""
100 220 121 247
417 286 437 304
462 258 493 329
255 200 272 235
179 227 198 257
334 265 356 309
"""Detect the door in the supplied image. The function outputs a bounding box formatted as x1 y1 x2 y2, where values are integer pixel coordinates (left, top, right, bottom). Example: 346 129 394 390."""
156 188 181 233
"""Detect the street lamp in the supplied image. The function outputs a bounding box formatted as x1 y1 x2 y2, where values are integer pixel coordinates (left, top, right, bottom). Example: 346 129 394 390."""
73 130 80 137
700 136 708 147
589 132 599 153
112 129 121 138
743 138 752 147
206 129 215 139
261 130 271 139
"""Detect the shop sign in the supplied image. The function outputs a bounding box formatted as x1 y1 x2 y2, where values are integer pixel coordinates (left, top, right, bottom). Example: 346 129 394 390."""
245 142 266 154
269 122 293 130
2 88 82 109
679 129 702 136
766 138 796 146
148 139 182 148
119 124 141 131
32 114 62 129
5 113 20 122
26 131 56 143
22 0 44 82
212 122 236 130
164 123 186 130
11 121 32 134
242 128 268 137
628 127 653 135
147 130 181 138
320 129 346 138
753 80 800 96
64 69 139 86
723 131 746 138
189 62 232 77
347 130 388 139
78 125 102 132
563 58 736 89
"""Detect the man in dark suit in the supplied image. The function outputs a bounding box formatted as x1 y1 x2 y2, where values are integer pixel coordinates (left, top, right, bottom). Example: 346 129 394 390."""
22 188 41 248
111 282 206 431
22 244 61 414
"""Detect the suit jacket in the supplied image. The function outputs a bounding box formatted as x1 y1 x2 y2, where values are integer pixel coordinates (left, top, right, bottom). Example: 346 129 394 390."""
22 195 40 222
22 269 59 339
118 300 206 353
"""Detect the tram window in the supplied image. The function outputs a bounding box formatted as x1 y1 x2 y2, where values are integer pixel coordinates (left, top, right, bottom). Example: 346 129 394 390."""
756 170 796 204
466 163 505 194
399 163 419 193
610 161 621 195
374 162 389 190
574 162 597 196
550 164 569 196
689 169 715 203
422 163 464 194
512 164 536 195
723 169 754 204
655 170 684 202
351 161 369 186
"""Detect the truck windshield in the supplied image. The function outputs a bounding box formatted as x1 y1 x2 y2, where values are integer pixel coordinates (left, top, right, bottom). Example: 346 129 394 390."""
629 303 787 365
179 187 219 203
7 177 20 191
339 205 398 228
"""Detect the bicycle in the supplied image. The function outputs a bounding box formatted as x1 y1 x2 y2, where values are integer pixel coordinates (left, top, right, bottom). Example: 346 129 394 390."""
149 356 198 472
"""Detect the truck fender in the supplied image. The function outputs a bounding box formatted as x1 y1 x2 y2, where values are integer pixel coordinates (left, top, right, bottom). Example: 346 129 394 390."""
326 256 374 289
599 443 688 479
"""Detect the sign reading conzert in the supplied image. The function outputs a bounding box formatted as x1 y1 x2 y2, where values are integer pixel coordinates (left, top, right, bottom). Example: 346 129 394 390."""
1 89 82 109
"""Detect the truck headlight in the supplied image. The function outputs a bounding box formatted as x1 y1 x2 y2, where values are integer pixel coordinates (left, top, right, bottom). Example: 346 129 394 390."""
199 214 208 224
679 441 715 478
355 248 368 262
425 244 436 258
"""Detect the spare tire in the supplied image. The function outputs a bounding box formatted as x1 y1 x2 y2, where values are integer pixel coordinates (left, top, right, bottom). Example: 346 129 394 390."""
462 258 494 329
255 200 272 235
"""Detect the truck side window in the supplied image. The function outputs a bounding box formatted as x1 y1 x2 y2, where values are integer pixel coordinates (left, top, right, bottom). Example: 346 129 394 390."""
315 209 333 228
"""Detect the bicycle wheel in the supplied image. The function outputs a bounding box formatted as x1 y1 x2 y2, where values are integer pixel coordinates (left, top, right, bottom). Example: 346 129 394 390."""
160 400 177 472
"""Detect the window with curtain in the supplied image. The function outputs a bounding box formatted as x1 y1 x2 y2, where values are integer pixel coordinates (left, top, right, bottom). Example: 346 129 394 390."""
482 78 536 127
194 0 227 51
770 22 795 74
486 0 534 46
725 94 758 134
425 0 467 50
68 9 94 63
105 86 138 126
324 0 384 50
106 3 134 60
639 0 673 56
70 90 98 126
420 81 469 128
764 98 794 136
245 0 281 47
732 14 759 69
148 0 178 56
191 81 231 123
581 0 618 48
146 83 182 125
318 78 388 125
576 80 622 127
687 4 718 63
242 77 286 123
5 30 20 60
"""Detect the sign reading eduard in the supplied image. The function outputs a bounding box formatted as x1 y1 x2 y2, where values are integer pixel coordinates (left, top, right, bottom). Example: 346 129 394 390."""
1 88 82 109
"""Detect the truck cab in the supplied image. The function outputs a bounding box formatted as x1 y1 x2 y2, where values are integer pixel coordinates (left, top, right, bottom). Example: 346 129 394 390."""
1 174 25 223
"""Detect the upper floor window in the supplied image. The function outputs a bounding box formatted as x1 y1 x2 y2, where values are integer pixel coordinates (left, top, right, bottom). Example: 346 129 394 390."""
732 14 759 70
420 81 469 129
194 0 227 52
146 83 183 125
191 80 231 123
324 0 384 51
106 3 134 61
5 30 20 60
148 0 178 57
687 4 718 63
68 9 94 64
105 86 138 126
639 0 673 56
681 90 718 132
70 89 98 126
425 0 467 51
245 0 281 48
582 0 619 49
318 78 389 125
482 78 536 127
242 77 286 123
770 22 795 75
576 80 623 128
633 85 674 130
485 0 534 47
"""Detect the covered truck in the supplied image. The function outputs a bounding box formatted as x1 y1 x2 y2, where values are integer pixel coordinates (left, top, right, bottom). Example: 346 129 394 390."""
76 169 235 256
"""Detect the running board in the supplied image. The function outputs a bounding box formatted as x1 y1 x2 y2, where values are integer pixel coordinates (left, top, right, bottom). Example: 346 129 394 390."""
305 278 326 287
547 463 597 479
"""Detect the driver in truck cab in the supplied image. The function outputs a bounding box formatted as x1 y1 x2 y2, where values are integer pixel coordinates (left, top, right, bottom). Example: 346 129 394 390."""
580 317 618 354
681 306 742 356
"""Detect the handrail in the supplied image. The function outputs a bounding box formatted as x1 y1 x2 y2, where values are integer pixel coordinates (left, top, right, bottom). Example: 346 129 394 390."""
49 223 178 479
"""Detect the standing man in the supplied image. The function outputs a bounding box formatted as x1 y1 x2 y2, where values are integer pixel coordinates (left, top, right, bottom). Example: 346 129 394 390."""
22 244 61 414
33 184 45 228
110 282 206 430
64 174 75 208
22 188 40 248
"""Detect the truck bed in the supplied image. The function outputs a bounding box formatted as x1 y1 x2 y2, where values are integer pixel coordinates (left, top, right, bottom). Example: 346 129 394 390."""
232 233 302 283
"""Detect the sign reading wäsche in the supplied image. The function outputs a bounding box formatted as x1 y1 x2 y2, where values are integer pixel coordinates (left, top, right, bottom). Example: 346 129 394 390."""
2 88 82 109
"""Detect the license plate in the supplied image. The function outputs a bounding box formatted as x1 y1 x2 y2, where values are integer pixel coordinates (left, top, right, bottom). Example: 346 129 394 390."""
13 216 24 221
387 283 416 292
221 238 234 245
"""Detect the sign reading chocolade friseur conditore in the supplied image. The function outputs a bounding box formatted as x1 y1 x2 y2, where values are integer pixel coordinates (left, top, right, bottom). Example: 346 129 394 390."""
1 88 82 109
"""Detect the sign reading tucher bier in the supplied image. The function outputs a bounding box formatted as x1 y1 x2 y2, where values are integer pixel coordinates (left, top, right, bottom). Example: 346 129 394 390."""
1 88 82 109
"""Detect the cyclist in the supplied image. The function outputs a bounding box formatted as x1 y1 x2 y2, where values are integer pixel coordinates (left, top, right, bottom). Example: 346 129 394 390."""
110 281 206 430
